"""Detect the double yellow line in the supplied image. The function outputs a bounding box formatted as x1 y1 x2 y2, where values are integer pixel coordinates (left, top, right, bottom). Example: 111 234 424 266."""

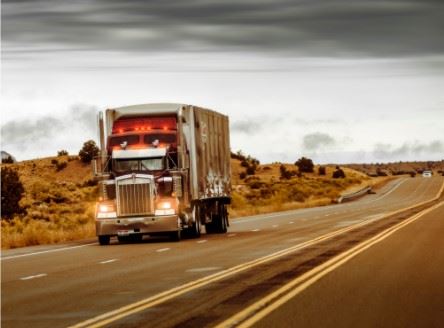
216 201 444 328
71 180 444 328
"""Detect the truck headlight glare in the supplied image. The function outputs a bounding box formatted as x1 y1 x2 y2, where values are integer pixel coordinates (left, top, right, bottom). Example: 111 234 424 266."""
97 202 117 219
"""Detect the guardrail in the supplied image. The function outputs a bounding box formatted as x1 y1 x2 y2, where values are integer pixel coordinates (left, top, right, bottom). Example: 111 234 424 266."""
337 186 372 203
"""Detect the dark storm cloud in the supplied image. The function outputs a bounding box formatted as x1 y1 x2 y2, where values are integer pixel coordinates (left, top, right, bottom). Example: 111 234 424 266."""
373 140 444 159
1 104 97 151
303 132 336 151
3 0 444 57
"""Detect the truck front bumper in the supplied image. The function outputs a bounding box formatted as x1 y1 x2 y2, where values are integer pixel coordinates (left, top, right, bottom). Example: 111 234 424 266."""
96 215 179 236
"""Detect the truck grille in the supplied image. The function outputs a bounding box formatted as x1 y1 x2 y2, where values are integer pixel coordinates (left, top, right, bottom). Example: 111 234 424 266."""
116 175 154 216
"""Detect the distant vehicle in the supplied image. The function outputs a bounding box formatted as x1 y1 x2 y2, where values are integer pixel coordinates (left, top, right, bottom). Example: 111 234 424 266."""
422 170 432 178
93 103 231 245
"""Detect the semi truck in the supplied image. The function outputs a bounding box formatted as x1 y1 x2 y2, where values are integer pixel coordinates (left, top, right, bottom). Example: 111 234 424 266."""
93 103 231 245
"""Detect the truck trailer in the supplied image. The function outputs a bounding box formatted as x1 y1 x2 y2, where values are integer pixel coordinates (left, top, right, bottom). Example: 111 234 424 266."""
93 103 231 245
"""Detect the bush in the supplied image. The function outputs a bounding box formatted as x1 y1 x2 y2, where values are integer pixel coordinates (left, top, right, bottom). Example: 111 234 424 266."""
1 167 24 219
56 161 68 172
57 150 69 156
239 172 247 180
51 159 58 165
332 166 346 179
246 165 256 175
280 165 292 180
2 155 14 164
295 157 314 173
318 166 326 176
79 140 99 163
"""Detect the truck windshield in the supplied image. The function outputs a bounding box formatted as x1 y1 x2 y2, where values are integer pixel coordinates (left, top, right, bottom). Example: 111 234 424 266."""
114 158 164 173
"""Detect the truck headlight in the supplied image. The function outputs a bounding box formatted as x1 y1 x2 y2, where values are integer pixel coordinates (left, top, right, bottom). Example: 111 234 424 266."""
155 199 177 216
97 202 117 219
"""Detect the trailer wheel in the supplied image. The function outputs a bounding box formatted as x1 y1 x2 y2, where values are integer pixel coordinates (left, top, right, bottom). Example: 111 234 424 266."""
188 206 201 238
170 230 181 242
98 235 110 245
215 204 228 234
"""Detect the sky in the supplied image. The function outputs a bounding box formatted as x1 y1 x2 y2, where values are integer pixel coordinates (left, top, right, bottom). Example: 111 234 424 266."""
1 0 444 164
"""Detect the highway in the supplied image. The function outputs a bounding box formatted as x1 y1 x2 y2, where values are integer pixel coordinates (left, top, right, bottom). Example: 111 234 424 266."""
1 176 443 328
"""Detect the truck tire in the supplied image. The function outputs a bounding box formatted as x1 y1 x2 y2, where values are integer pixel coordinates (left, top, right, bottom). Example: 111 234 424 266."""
98 235 110 245
215 204 228 233
170 230 181 242
189 206 201 238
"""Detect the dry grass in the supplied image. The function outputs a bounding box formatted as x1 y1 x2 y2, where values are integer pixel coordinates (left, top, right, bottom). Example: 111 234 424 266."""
1 156 98 249
229 161 376 218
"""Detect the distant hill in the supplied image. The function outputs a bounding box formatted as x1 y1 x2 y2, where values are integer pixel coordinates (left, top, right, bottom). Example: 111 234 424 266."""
342 161 444 177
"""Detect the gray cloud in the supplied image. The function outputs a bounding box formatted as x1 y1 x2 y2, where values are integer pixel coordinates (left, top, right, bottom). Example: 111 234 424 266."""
373 140 444 159
3 0 444 58
303 132 336 151
231 120 264 134
1 104 97 151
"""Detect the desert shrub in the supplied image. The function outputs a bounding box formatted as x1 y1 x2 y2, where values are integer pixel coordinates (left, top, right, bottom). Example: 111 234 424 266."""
1 167 24 219
263 166 271 171
318 166 326 175
82 178 98 187
231 150 247 161
248 180 264 189
376 168 388 176
295 157 314 173
332 166 346 179
280 165 292 179
79 140 99 163
57 150 69 156
2 155 14 164
51 159 58 165
56 161 68 171
246 165 256 175
240 160 249 167
239 171 247 180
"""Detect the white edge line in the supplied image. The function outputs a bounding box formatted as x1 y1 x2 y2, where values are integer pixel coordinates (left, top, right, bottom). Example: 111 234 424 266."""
2 243 97 261
156 248 171 253
100 259 118 264
20 273 47 281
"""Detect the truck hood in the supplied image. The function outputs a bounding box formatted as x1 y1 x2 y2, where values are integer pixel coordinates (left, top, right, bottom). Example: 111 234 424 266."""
112 147 167 159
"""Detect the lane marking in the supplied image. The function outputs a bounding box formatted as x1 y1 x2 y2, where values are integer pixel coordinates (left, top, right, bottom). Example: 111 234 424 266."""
156 248 171 253
197 240 208 244
2 243 97 261
186 267 222 273
20 273 47 281
251 229 260 232
100 259 117 264
288 222 294 225
217 201 444 328
272 225 279 228
68 215 383 328
228 234 237 237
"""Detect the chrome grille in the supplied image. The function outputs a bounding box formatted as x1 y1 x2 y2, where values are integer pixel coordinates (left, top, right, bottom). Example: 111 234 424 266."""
116 175 154 216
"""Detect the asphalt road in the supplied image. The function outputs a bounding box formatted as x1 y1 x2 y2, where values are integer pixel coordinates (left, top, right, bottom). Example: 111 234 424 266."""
1 176 443 328
253 196 444 328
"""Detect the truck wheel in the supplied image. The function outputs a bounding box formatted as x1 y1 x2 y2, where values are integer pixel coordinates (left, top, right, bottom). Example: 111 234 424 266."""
205 222 214 234
214 204 228 234
170 230 181 242
98 235 110 245
190 218 201 238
